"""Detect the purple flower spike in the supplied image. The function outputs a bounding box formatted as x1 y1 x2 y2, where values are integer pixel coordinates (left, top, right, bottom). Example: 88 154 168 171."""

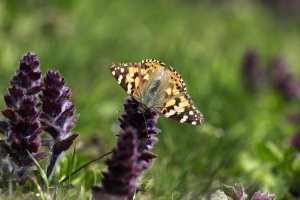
262 0 300 17
92 186 128 200
119 96 160 169
40 70 77 139
40 70 78 177
290 132 300 151
241 49 266 91
94 96 160 198
0 52 47 168
94 128 140 198
270 58 300 100
251 191 275 200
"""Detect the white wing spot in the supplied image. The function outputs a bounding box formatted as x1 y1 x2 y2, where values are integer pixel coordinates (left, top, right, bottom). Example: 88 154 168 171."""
127 83 132 93
112 71 115 76
180 115 188 123
117 75 123 84
120 68 124 73
192 121 197 125
189 111 194 115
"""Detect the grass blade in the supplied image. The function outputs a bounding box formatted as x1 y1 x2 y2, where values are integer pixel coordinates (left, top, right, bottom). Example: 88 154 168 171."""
27 150 49 193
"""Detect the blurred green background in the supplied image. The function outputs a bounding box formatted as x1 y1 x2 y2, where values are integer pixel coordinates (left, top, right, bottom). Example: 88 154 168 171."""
1 0 300 199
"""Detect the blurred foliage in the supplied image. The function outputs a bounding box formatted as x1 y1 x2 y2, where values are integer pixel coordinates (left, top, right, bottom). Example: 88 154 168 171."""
0 0 300 199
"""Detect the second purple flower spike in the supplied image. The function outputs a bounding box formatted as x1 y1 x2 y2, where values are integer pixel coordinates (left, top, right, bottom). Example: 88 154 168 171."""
40 70 78 177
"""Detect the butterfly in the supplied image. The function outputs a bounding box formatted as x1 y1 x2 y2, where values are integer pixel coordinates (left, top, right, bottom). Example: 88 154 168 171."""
110 59 204 125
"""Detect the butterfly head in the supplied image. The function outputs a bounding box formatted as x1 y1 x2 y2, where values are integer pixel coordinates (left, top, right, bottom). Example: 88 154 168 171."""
137 102 149 114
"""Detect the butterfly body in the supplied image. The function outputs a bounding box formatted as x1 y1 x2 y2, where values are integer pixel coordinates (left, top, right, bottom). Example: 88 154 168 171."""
110 59 204 125
137 68 167 113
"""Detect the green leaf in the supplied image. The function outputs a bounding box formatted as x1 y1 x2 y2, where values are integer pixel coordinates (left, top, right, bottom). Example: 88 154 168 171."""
27 150 49 194
256 142 283 163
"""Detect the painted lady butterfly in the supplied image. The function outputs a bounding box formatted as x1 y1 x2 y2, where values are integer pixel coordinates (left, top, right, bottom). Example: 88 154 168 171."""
110 59 204 125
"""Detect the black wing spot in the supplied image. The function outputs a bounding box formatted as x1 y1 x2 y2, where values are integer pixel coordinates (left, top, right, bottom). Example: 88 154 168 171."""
133 72 139 78
175 98 181 106
166 105 175 112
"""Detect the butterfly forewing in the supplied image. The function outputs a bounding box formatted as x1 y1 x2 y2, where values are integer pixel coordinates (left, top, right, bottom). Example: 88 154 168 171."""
160 92 204 125
165 67 187 96
110 62 139 96
159 67 204 125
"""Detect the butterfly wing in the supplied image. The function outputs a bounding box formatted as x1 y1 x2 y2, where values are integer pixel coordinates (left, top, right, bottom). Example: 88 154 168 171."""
160 92 204 125
110 59 165 98
159 67 204 125
110 62 140 96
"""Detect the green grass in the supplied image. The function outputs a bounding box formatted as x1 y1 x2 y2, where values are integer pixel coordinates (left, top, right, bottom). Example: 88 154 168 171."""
0 0 300 199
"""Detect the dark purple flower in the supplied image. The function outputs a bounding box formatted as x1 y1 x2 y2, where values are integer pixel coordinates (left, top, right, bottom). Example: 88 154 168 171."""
262 0 300 17
93 128 140 197
40 70 77 139
287 113 300 124
92 187 127 200
251 191 275 200
119 96 159 169
0 52 47 168
241 49 266 91
4 52 41 109
0 120 9 135
40 70 78 177
5 97 42 153
270 58 300 100
290 132 300 151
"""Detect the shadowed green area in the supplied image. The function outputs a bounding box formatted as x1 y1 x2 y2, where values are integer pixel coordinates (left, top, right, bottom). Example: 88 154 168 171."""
0 0 300 199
